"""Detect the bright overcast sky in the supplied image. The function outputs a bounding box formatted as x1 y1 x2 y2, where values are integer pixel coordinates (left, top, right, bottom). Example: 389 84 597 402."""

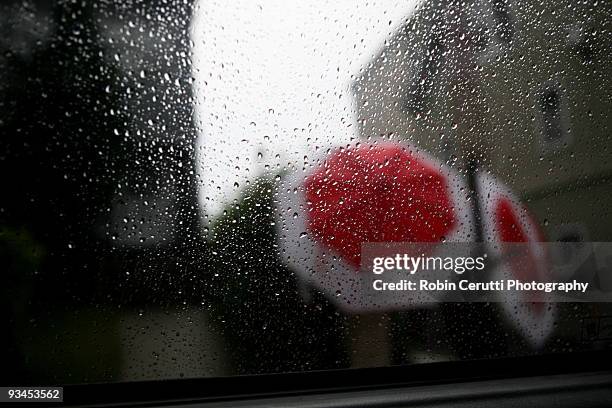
191 0 420 220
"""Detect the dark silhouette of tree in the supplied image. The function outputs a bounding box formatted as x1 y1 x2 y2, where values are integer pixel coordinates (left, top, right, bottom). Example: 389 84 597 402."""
1 0 128 382
207 177 349 374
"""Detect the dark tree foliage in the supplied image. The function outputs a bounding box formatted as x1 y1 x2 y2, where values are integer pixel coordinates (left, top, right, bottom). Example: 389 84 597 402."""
0 1 128 382
208 178 349 374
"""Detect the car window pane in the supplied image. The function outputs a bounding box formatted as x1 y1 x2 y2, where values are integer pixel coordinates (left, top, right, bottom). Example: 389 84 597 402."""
2 0 611 384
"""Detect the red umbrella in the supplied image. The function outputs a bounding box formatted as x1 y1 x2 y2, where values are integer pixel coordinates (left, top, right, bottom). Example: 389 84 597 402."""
303 142 457 269
495 197 545 310
276 141 473 311
477 171 554 347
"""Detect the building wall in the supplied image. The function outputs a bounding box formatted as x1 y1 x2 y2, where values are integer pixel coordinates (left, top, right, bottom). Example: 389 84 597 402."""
354 0 611 240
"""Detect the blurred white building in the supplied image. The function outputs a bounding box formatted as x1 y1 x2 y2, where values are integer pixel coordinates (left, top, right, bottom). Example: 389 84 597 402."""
353 0 612 242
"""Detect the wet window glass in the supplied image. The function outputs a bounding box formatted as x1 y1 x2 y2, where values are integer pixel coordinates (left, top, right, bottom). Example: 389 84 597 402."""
2 0 611 384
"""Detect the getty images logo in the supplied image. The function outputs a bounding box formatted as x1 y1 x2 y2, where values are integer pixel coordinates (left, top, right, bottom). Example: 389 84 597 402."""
372 254 486 275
